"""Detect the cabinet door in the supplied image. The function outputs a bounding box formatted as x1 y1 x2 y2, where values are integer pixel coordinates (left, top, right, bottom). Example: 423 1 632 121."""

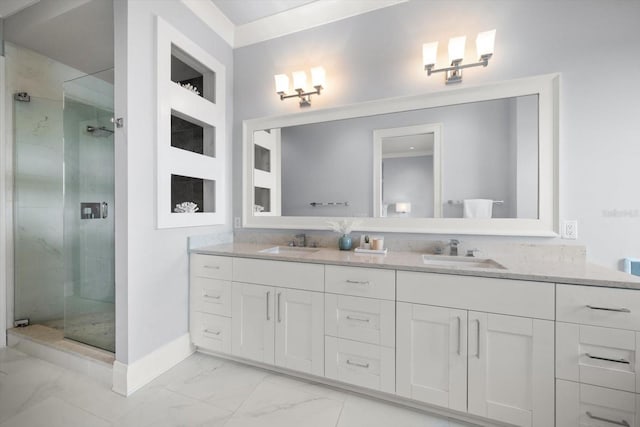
396 303 467 412
274 288 324 376
232 282 275 364
468 312 554 427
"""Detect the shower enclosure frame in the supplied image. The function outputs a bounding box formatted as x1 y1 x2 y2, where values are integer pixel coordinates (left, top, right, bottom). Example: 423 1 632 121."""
1 54 8 347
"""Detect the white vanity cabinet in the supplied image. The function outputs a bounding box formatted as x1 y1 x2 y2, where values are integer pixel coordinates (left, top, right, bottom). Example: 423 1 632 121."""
230 258 324 376
190 254 233 353
324 265 396 393
397 271 555 427
556 284 640 426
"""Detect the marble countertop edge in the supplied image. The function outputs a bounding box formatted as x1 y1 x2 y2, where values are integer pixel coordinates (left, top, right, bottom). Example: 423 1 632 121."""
191 243 640 290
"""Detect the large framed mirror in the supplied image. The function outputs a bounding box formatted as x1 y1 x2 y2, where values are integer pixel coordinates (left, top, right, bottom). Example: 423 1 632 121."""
242 74 558 236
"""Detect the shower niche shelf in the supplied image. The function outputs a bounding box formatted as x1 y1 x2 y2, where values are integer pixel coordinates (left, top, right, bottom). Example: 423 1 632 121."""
157 16 226 228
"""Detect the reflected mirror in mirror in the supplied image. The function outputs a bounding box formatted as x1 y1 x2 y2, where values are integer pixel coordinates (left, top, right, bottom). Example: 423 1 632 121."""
251 94 538 220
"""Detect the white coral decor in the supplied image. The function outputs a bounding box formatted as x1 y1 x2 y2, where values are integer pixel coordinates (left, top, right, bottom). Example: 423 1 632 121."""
174 202 199 213
327 219 361 235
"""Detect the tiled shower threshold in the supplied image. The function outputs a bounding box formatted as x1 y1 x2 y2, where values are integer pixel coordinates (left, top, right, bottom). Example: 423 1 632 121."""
7 324 114 386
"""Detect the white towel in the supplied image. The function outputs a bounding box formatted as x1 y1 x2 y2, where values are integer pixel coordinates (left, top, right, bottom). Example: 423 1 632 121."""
463 199 493 218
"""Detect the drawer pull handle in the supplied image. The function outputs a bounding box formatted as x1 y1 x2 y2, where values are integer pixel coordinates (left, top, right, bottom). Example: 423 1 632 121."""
586 304 631 313
585 353 631 364
345 280 370 285
203 265 221 270
346 359 370 368
346 315 370 323
586 411 630 427
203 329 221 336
203 294 221 300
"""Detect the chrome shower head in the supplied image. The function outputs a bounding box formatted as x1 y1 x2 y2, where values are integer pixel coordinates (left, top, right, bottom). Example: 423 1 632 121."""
86 125 114 137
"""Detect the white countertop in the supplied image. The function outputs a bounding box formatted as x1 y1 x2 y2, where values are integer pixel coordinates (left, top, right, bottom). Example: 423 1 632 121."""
192 243 640 290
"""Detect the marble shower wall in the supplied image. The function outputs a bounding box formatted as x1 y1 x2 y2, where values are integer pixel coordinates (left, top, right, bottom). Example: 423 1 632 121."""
13 98 65 322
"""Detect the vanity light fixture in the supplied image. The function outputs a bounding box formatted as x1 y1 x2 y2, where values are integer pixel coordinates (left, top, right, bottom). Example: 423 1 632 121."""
423 29 496 84
274 67 326 107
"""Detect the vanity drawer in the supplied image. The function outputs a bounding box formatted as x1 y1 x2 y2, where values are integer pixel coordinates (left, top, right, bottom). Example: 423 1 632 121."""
233 258 324 292
190 312 231 354
191 254 233 280
324 336 395 393
397 271 555 320
325 265 395 300
557 284 640 331
191 277 231 317
557 322 640 393
556 379 640 427
325 294 395 347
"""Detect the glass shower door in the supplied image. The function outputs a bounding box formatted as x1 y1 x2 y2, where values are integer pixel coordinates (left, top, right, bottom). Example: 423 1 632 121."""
63 72 115 352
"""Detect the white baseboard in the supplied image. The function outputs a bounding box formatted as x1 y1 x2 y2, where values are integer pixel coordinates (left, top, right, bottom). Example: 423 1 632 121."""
112 333 195 396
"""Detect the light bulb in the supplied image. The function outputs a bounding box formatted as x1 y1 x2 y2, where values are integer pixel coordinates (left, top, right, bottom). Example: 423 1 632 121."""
292 71 307 91
274 74 289 94
448 36 466 64
310 67 326 88
422 41 438 67
476 29 496 59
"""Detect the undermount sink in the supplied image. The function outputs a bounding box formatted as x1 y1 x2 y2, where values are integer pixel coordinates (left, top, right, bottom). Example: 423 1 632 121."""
259 246 321 254
422 254 506 270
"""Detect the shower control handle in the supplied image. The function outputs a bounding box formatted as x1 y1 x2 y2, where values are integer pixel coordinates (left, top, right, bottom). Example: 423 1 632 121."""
101 202 108 219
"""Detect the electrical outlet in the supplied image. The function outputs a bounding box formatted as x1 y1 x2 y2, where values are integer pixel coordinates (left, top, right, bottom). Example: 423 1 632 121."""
561 220 578 240
234 217 241 228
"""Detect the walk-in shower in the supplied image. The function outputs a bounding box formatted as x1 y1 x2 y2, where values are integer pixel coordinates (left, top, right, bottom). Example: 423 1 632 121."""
13 69 115 352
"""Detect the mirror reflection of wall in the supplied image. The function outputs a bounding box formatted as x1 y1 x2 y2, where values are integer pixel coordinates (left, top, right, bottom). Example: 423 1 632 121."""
257 94 539 220
381 133 435 218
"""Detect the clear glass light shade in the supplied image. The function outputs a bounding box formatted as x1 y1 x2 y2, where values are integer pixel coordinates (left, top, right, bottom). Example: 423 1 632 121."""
292 71 307 91
476 29 496 58
274 74 289 93
422 41 438 67
395 202 411 213
448 36 466 63
310 67 326 88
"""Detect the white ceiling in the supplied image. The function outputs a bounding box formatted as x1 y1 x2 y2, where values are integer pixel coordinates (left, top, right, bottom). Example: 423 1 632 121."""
3 0 113 77
211 0 318 25
382 133 434 157
0 0 40 18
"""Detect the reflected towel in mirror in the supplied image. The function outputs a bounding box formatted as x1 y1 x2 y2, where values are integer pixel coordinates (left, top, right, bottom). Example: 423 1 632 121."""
463 199 493 218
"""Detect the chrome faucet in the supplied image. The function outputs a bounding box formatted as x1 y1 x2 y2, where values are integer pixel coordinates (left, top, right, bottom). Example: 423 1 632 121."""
294 233 306 247
449 239 460 256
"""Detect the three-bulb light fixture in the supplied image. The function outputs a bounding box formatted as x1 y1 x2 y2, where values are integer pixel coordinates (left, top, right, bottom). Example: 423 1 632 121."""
423 29 496 84
274 67 326 107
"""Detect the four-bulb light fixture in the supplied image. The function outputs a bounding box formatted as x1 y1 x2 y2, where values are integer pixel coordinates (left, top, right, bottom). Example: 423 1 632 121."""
423 29 496 84
274 67 326 107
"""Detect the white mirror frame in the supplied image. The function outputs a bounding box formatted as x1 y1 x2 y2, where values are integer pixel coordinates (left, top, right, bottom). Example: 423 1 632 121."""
242 73 559 237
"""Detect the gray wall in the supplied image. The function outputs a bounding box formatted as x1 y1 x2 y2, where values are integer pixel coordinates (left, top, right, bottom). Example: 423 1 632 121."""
383 155 434 218
234 0 640 268
115 0 233 364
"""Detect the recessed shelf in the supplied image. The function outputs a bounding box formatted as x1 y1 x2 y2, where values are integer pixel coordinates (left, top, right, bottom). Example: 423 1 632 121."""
254 187 271 213
171 113 215 158
171 174 216 213
254 144 271 172
171 44 216 103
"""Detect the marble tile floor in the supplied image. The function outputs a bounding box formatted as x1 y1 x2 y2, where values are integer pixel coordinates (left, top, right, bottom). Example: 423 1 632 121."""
0 347 477 427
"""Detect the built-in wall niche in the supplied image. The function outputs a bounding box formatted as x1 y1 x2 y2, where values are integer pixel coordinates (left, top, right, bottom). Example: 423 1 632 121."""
171 113 215 158
157 17 226 228
171 174 216 213
254 187 271 213
171 44 216 103
254 144 270 172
